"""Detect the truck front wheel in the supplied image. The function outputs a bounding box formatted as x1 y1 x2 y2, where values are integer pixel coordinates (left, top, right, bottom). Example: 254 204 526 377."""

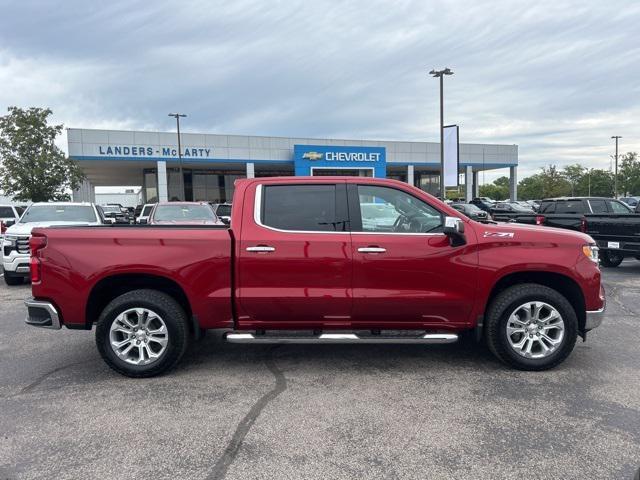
3 271 24 286
600 250 624 268
95 289 189 378
485 284 578 371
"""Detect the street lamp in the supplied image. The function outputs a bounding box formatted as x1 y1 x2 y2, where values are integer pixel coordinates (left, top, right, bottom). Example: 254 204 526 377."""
168 113 187 201
429 68 454 199
611 135 622 198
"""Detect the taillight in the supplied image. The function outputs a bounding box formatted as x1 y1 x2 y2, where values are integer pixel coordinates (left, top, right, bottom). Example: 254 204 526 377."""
580 218 587 233
535 215 545 225
29 234 47 284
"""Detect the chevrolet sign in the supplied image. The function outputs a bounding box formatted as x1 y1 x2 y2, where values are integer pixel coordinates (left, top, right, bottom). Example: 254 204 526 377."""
302 151 323 160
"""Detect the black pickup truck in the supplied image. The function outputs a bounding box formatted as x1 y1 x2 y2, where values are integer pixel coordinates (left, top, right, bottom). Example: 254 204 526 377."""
512 197 640 267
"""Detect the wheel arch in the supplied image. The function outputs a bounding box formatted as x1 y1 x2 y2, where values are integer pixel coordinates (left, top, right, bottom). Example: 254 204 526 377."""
85 273 194 331
485 271 586 332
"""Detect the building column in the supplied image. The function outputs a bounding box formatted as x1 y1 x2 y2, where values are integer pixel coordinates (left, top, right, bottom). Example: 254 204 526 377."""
246 162 255 179
473 171 479 198
407 165 414 186
509 166 518 201
464 166 473 202
157 160 168 202
72 179 92 202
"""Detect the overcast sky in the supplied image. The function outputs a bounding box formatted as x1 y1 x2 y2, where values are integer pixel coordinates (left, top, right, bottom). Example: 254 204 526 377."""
1 0 639 183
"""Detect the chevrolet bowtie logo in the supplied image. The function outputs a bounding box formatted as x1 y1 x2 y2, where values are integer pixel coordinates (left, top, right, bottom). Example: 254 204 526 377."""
302 151 323 161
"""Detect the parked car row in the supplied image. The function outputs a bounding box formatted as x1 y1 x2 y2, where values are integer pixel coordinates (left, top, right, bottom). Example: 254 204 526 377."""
508 196 640 268
1 201 226 285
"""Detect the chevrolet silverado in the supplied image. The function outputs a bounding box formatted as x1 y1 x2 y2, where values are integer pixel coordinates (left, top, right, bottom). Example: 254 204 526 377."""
24 177 605 377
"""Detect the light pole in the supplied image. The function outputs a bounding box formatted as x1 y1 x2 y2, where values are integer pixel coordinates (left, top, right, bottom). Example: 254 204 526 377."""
588 168 592 196
168 113 187 201
429 68 454 199
612 135 622 198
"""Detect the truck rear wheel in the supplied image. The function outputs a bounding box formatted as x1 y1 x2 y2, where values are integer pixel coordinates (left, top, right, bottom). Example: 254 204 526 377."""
95 289 189 378
485 284 578 371
600 250 624 268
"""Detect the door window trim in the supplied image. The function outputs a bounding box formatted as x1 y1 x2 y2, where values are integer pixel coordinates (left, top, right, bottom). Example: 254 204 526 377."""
253 183 350 234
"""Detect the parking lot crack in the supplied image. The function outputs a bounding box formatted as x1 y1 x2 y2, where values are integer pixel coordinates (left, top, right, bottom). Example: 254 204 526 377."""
206 347 287 480
18 361 84 396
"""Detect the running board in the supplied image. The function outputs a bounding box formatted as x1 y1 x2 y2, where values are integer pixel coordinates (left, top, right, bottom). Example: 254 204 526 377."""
225 332 458 344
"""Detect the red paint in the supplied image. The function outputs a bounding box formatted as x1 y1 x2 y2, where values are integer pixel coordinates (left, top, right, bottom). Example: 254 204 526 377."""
31 177 604 332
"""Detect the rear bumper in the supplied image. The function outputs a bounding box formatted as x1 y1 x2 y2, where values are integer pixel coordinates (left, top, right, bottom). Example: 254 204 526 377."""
24 298 61 329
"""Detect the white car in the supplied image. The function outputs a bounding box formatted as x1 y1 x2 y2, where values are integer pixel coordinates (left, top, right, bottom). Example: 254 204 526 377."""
2 202 102 285
136 203 155 224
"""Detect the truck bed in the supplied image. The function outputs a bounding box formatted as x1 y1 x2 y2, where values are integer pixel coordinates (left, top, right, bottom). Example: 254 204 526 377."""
31 225 234 330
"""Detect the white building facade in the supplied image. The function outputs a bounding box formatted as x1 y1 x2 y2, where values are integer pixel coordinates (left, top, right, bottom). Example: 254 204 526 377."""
69 128 518 204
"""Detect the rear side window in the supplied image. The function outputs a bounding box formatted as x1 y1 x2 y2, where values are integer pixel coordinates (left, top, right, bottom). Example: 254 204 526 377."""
142 206 153 216
261 184 345 232
538 202 555 213
554 200 584 214
588 200 607 214
0 207 15 217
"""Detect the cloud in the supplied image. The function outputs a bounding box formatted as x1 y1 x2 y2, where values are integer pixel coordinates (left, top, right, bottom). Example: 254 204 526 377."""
0 0 638 184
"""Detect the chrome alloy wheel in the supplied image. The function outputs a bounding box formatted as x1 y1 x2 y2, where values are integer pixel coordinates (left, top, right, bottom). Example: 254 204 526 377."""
109 308 168 365
506 301 565 359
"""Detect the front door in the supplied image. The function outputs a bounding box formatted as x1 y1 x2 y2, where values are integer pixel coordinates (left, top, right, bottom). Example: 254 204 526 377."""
237 181 352 329
348 183 478 329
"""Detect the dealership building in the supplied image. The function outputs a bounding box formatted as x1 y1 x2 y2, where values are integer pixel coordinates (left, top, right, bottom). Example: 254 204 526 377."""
69 128 518 204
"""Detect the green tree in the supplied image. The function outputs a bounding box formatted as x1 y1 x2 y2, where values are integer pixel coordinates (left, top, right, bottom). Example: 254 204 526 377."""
0 107 84 202
562 164 585 196
518 173 545 200
618 152 640 196
479 178 509 200
578 169 614 197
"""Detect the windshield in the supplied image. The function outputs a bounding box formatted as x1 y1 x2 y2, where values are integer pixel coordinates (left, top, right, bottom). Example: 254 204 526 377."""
216 204 232 216
465 204 483 213
153 204 215 221
20 205 97 223
101 206 121 213
0 207 15 218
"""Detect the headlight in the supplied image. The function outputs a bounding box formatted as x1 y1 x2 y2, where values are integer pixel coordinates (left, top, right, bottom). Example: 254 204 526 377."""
4 237 15 247
582 244 599 263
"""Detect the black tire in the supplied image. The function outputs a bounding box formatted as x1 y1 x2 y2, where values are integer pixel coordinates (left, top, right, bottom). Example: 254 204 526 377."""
485 283 578 371
600 250 624 268
3 271 24 286
95 289 189 378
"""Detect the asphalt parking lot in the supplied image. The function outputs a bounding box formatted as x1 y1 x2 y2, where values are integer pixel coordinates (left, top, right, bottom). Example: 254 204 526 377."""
1 266 639 480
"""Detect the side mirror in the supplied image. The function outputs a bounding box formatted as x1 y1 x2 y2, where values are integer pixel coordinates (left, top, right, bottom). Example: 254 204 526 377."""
443 216 466 246
138 218 148 225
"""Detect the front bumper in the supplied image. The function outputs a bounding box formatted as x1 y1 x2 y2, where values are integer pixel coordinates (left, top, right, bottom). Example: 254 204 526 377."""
585 301 605 330
24 298 61 329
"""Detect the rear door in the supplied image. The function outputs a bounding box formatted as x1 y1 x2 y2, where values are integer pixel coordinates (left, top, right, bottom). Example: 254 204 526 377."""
349 183 478 328
237 181 353 328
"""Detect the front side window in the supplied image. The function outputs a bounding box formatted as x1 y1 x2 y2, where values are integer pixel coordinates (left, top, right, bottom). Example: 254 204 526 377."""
608 200 632 214
20 205 98 223
356 185 442 233
261 184 345 232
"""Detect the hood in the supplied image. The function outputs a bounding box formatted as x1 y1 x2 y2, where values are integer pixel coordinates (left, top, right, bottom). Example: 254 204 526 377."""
476 221 594 245
5 221 96 236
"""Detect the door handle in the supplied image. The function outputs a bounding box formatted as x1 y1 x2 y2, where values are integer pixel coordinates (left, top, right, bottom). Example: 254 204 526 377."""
358 247 386 253
246 245 276 253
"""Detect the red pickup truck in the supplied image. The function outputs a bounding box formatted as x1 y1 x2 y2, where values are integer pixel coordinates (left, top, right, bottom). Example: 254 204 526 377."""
24 177 605 377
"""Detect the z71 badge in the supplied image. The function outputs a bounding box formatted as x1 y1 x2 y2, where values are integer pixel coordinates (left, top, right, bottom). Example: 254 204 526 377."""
483 231 515 238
